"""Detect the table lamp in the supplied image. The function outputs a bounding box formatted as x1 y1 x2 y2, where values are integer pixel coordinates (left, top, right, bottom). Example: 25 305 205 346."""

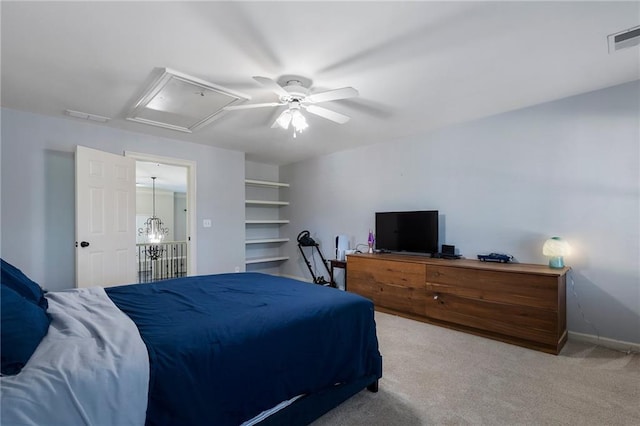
367 230 375 254
542 237 570 268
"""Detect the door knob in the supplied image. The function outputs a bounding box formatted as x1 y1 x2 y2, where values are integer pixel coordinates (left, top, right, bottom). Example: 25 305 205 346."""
80 241 90 248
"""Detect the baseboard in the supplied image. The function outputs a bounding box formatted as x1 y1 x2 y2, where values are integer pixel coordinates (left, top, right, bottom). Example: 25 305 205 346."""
568 331 640 353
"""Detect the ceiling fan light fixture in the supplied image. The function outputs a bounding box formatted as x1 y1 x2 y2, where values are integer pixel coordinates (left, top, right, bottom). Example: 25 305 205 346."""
276 102 307 136
291 109 308 132
276 110 292 129
227 75 357 136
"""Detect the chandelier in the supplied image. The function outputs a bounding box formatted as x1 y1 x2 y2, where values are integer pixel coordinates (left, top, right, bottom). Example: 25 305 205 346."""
138 176 169 259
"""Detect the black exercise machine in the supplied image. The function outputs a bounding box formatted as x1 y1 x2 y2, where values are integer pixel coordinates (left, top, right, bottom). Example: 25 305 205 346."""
297 230 335 287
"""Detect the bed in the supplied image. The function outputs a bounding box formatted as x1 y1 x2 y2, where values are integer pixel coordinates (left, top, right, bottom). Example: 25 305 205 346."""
1 264 382 426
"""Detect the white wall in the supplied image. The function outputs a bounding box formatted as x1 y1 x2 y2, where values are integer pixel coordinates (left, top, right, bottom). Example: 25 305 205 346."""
173 192 187 242
280 81 640 345
1 108 245 291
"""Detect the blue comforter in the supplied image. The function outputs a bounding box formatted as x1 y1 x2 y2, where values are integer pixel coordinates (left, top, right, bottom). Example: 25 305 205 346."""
106 273 382 425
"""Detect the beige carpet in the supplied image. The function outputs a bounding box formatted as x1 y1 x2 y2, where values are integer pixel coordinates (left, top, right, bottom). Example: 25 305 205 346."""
312 312 640 426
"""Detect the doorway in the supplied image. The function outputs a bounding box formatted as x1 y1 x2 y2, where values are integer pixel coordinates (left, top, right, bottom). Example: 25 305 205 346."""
126 151 197 280
135 161 188 282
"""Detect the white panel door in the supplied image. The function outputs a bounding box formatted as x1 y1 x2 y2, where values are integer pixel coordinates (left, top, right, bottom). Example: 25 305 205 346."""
76 146 136 288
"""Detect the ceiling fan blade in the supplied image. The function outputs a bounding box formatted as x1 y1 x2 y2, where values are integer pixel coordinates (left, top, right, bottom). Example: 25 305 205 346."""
306 87 359 103
304 105 351 124
253 76 290 98
223 102 284 111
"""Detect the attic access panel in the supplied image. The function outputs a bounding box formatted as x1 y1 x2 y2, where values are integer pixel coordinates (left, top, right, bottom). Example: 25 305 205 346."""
127 68 250 133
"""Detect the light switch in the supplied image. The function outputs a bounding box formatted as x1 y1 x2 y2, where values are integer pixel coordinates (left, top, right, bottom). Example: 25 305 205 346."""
203 219 212 228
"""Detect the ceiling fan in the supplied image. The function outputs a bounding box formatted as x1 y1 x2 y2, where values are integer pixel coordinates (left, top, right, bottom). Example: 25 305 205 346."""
223 76 358 136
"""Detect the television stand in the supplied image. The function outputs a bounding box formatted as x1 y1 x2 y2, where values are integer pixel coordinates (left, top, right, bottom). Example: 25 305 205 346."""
346 253 569 354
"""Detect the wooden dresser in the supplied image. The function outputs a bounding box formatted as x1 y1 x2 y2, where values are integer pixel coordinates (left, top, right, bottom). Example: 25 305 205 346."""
346 253 569 354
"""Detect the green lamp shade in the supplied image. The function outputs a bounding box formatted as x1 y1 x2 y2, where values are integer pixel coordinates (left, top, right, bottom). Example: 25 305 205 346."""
542 237 570 269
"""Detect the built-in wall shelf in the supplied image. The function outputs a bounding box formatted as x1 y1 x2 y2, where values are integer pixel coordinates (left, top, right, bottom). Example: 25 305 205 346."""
245 179 290 188
245 200 290 206
245 256 290 265
246 238 290 245
244 174 290 272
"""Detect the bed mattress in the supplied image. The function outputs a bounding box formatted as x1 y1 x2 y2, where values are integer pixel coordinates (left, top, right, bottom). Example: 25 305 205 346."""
106 272 382 426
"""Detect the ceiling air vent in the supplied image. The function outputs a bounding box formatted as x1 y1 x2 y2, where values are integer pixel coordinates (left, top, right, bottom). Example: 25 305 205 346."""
127 68 251 133
608 25 640 53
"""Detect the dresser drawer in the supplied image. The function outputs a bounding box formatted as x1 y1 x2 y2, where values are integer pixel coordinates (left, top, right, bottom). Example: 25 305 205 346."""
426 265 559 311
348 257 426 315
425 292 559 345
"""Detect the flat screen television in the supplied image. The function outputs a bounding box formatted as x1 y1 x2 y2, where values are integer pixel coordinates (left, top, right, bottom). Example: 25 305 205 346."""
375 210 439 255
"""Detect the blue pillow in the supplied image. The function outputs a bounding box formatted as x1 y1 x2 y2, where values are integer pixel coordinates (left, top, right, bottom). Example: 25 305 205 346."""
1 258 48 310
1 285 51 375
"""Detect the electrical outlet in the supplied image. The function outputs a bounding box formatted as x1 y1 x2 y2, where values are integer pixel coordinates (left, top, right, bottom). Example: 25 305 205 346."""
203 219 212 228
235 266 240 273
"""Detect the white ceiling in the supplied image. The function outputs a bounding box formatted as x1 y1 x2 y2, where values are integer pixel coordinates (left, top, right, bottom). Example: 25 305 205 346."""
136 161 187 193
2 1 638 166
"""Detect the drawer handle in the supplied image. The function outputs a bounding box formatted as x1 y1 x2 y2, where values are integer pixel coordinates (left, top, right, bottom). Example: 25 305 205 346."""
433 294 439 300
